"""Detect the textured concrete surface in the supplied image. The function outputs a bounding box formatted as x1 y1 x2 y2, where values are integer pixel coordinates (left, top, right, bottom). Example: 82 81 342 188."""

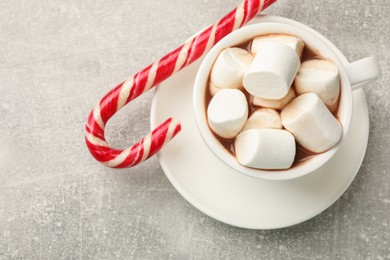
0 0 389 259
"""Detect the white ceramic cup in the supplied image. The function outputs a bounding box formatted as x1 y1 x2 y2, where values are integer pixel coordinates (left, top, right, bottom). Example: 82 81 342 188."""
193 16 381 181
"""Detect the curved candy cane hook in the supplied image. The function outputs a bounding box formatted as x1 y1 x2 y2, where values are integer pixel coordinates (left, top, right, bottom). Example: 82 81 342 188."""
85 0 276 168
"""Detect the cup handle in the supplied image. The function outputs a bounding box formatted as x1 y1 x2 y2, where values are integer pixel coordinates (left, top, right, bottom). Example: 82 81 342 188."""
346 56 382 90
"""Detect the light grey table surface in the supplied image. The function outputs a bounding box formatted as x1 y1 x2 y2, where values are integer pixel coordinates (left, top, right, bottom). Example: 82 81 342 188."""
0 0 389 259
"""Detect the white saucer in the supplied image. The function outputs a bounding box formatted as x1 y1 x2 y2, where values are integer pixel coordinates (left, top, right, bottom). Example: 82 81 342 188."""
150 16 369 229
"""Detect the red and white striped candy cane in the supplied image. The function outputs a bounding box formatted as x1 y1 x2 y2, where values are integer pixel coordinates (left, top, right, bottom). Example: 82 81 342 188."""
85 0 276 168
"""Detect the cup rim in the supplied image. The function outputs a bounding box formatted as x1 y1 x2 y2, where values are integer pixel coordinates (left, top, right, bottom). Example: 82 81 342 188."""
193 18 353 181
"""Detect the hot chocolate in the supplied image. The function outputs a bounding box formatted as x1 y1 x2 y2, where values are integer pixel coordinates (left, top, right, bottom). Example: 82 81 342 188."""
205 34 342 170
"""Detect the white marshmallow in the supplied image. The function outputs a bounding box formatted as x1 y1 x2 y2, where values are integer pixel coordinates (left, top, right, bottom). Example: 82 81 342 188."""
209 83 220 96
251 34 305 57
243 108 282 131
281 93 342 153
294 59 340 112
235 129 296 169
209 82 244 96
210 47 253 90
207 89 248 139
243 42 300 99
252 87 296 109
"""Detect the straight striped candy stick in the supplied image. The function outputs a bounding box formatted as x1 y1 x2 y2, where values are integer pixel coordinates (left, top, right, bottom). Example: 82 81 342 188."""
85 0 276 168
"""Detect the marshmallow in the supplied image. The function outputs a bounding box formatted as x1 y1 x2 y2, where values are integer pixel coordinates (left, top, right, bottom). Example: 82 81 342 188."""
281 93 342 153
209 83 220 96
243 42 300 99
252 87 296 109
243 108 282 131
235 129 296 169
209 82 244 96
251 34 305 57
210 47 253 91
294 59 340 112
207 89 248 139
